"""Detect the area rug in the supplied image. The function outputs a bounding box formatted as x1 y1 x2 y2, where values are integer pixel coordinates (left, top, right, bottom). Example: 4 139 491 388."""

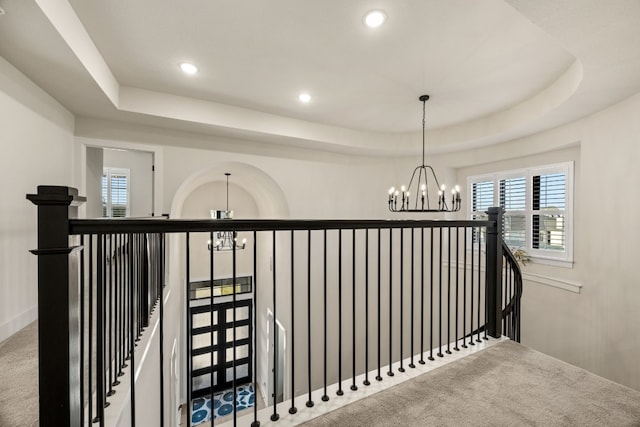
191 384 255 426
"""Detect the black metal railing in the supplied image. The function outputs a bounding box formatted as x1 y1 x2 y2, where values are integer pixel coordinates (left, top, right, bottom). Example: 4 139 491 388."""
28 186 521 427
502 242 522 342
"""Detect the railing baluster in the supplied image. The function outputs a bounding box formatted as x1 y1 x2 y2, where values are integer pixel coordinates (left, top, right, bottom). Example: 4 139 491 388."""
409 228 415 369
421 228 427 364
128 234 136 427
477 230 482 343
79 235 85 427
185 233 191 427
113 235 119 389
124 234 130 364
209 231 214 427
446 228 452 355
306 230 314 407
364 229 371 385
470 227 475 346
290 230 297 413
428 228 434 361
97 235 106 426
118 233 124 377
351 229 358 391
233 230 238 426
337 230 343 396
108 234 115 397
462 228 468 349
399 228 405 373
454 227 460 352
159 234 165 427
112 235 120 388
89 236 95 424
271 230 279 421
252 230 259 427
322 229 329 402
376 228 382 382
388 228 394 377
437 228 443 358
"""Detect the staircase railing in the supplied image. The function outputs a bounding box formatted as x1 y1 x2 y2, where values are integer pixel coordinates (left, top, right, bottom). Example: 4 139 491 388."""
28 186 521 427
502 241 523 342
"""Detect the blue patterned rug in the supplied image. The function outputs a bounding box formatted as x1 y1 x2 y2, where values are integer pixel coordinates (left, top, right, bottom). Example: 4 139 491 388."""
191 384 255 426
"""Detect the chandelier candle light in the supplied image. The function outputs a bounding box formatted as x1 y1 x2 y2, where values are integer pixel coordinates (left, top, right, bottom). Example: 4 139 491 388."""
388 95 461 212
207 172 247 251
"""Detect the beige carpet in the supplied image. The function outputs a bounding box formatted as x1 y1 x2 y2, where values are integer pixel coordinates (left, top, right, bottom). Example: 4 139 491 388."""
301 340 640 427
0 321 39 427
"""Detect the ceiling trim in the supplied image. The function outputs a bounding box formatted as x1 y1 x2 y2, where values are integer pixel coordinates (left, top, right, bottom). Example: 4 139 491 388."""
35 0 119 106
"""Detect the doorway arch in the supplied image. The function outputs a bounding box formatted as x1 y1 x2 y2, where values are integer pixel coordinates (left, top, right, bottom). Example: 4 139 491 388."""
167 162 289 414
169 162 289 219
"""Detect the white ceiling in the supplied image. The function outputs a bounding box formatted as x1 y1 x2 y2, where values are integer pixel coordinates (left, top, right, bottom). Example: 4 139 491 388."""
1 0 639 155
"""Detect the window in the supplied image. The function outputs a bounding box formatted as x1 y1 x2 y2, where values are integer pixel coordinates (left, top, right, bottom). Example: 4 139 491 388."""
468 162 573 266
102 167 130 218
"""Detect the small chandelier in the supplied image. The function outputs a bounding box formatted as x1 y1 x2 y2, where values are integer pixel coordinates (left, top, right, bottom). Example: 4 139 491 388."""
207 173 246 251
388 95 461 212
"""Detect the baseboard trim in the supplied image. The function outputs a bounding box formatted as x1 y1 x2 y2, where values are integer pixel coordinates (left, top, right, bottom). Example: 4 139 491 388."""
0 306 38 344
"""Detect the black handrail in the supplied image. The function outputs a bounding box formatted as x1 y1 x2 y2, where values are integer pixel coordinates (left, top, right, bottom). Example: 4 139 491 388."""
69 218 494 234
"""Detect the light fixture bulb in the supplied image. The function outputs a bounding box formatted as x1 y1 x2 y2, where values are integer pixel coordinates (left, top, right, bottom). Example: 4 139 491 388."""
179 62 198 75
242 238 247 244
421 184 426 191
364 10 386 28
455 185 460 192
389 187 395 195
401 185 406 192
298 93 311 103
440 184 446 191
451 189 456 194
395 191 399 196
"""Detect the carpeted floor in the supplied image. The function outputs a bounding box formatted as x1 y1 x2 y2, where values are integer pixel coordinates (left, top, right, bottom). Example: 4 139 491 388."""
0 321 39 427
301 340 640 427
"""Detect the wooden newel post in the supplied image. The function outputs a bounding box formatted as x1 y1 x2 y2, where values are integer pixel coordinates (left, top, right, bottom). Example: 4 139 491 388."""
27 186 86 427
485 207 503 338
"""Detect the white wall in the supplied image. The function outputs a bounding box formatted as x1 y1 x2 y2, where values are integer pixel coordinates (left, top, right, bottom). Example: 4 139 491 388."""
85 146 103 218
447 92 640 390
103 148 154 217
0 57 75 342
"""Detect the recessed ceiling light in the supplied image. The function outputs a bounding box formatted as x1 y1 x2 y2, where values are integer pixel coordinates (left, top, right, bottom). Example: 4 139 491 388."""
179 62 198 75
364 10 386 28
298 93 311 103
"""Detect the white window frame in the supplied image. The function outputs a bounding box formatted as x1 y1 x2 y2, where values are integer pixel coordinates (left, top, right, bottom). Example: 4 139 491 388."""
102 167 131 218
467 161 574 268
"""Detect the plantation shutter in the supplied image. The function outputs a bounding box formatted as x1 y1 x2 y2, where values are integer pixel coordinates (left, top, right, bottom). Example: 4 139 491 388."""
499 177 526 248
532 172 566 251
471 180 493 243
102 168 130 218
109 173 128 217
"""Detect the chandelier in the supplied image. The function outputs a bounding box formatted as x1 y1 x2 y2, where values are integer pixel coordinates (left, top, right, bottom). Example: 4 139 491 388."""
207 173 246 251
388 95 461 212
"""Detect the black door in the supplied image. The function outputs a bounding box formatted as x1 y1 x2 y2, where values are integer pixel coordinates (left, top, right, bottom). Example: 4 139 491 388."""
190 299 253 398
